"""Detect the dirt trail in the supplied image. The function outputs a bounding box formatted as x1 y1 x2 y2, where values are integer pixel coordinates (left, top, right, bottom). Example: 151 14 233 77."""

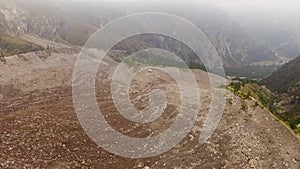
0 49 300 168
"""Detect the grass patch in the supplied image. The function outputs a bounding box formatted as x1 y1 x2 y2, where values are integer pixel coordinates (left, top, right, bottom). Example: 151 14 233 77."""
0 35 44 57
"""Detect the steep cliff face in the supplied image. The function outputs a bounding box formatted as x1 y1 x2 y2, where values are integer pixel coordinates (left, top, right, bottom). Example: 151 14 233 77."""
179 3 279 67
224 5 300 59
0 0 97 46
0 1 43 56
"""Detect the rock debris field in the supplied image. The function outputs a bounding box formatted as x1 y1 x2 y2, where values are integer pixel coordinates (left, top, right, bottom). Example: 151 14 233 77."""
0 49 300 168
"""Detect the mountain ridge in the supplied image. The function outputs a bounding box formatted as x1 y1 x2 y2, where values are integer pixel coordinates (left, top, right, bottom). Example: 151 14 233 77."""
0 0 282 73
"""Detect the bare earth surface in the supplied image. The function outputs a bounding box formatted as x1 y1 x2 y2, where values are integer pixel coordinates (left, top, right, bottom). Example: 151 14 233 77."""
1 48 300 169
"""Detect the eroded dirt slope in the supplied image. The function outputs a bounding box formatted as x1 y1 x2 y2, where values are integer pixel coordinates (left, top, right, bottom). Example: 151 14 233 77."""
0 50 300 169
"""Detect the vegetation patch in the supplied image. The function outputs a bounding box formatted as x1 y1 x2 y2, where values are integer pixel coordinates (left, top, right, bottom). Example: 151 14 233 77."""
227 78 300 136
225 64 279 79
0 35 44 57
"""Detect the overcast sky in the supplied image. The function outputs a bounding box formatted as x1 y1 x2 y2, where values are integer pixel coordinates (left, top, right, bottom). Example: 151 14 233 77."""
214 0 300 10
55 0 300 13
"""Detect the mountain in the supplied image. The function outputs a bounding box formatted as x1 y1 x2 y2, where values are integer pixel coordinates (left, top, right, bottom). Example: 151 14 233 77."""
0 0 282 78
0 0 98 46
4 0 300 79
264 55 300 134
219 3 300 59
0 1 43 56
265 55 300 93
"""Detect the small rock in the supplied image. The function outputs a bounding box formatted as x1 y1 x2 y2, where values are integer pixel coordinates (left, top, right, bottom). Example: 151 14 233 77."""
248 159 256 168
136 161 143 167
293 159 297 164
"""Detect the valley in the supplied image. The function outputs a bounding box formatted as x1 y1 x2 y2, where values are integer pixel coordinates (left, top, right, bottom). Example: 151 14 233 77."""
0 0 295 79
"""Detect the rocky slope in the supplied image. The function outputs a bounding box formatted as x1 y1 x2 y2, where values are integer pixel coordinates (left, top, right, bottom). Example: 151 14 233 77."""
0 48 300 168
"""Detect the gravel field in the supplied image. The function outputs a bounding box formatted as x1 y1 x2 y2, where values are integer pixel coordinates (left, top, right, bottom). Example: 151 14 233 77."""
0 49 300 168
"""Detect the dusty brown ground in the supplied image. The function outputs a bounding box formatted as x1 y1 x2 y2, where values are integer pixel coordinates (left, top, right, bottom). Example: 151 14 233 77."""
1 49 300 169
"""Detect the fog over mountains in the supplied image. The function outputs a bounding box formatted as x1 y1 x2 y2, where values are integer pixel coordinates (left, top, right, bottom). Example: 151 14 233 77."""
217 0 300 58
1 0 300 78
